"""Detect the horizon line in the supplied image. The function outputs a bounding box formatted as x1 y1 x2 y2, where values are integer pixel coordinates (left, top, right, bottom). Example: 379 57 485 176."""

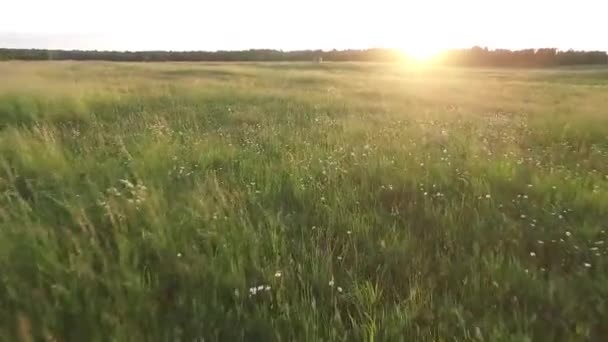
2 46 607 54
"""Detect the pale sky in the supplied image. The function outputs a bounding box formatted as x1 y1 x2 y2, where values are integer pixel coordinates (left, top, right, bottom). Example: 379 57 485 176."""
1 0 607 54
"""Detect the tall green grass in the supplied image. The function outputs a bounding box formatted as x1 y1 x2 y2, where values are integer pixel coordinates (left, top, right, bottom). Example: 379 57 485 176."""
0 62 607 341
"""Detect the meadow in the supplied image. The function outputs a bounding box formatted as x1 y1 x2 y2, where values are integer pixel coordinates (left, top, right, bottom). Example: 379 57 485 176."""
0 61 607 341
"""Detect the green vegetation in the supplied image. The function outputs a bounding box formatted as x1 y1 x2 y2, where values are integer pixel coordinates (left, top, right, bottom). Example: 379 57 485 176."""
1 61 607 341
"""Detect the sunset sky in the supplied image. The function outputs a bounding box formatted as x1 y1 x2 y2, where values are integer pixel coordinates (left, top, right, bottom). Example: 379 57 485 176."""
2 0 607 55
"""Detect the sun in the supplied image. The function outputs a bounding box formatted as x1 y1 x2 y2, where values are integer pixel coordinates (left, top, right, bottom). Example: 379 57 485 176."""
399 45 443 62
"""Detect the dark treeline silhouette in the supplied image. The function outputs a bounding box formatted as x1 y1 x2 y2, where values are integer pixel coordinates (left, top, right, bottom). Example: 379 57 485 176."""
0 47 606 66
440 47 607 67
0 48 402 62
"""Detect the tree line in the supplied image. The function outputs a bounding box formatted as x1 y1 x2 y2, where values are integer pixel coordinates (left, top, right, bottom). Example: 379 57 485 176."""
0 47 606 66
439 47 607 67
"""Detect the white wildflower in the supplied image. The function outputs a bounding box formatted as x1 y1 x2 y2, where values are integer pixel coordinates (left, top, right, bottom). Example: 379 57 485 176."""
120 179 135 189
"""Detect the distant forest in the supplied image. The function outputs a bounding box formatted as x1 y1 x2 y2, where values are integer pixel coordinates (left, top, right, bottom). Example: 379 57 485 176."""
0 47 606 67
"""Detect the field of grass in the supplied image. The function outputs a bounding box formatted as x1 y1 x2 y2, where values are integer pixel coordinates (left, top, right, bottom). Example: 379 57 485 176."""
0 61 607 341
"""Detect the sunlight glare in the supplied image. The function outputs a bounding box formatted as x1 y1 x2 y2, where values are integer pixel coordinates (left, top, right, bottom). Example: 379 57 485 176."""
400 45 443 62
